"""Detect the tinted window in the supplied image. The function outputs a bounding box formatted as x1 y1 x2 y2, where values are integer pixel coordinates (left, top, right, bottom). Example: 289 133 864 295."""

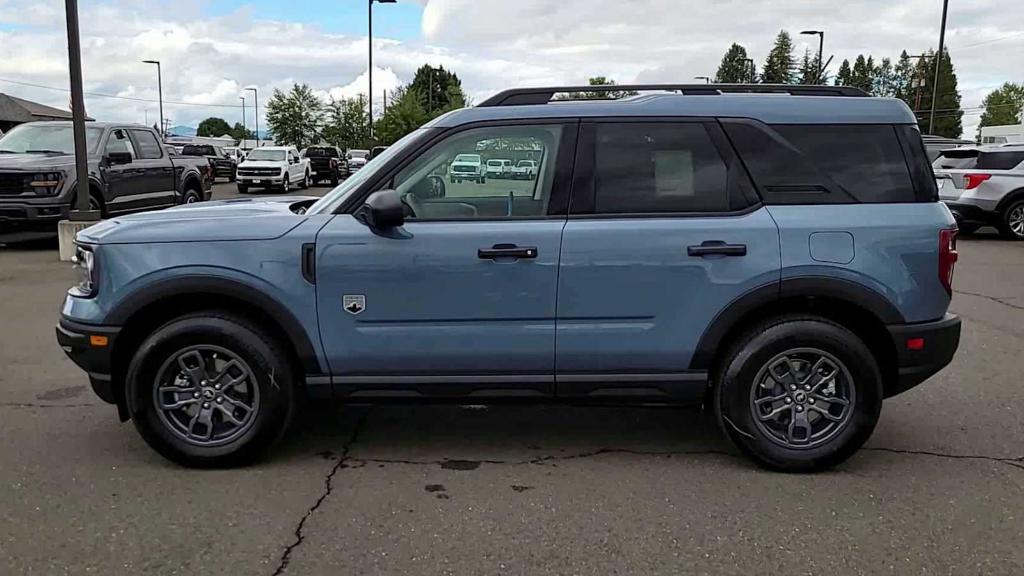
105 129 135 157
977 151 1024 170
772 125 915 203
725 122 919 204
933 150 978 170
305 147 339 158
593 123 730 214
130 129 163 159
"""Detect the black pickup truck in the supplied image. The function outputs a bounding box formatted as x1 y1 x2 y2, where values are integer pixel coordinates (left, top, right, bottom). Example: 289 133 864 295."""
0 121 212 240
181 144 237 182
300 145 350 185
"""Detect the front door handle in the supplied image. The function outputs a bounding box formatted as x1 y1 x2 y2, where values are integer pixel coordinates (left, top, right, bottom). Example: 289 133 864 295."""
687 241 747 257
478 243 538 260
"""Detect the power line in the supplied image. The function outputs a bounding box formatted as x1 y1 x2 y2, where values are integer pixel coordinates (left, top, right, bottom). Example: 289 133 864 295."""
0 77 243 109
953 30 1024 50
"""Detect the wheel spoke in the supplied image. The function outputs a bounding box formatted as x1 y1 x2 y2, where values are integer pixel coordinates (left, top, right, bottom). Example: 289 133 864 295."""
757 403 790 422
176 350 209 385
769 357 799 386
215 402 247 426
807 403 845 422
212 359 249 390
786 408 813 445
159 394 199 410
754 392 789 406
187 405 215 441
220 394 254 415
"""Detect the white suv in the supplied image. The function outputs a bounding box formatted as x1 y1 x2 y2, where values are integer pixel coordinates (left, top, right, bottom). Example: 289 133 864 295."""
512 159 538 180
485 159 513 179
449 153 485 184
235 146 310 193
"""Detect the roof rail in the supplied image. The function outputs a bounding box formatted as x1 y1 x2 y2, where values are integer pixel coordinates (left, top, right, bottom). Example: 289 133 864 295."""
477 84 869 107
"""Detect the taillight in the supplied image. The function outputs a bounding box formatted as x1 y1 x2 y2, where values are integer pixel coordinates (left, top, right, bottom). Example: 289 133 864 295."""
963 173 991 190
939 228 958 295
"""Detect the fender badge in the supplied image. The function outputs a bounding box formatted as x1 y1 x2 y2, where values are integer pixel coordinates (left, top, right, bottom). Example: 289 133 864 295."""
343 294 365 315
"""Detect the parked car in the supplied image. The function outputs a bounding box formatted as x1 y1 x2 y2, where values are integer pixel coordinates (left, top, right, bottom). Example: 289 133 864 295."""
0 121 210 240
370 146 388 160
223 146 245 163
301 146 350 186
935 144 1024 238
58 84 960 471
180 144 237 182
485 159 513 179
511 159 538 180
347 149 369 171
450 153 485 183
235 146 310 193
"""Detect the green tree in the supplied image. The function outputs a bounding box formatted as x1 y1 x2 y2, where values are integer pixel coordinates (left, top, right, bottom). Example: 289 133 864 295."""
265 83 326 149
375 86 429 145
762 30 795 84
834 59 853 87
872 58 896 97
715 43 756 83
849 55 875 93
229 122 254 141
196 117 232 137
978 82 1024 139
913 48 962 137
797 49 817 84
893 51 916 103
556 77 639 100
322 95 372 150
408 65 466 116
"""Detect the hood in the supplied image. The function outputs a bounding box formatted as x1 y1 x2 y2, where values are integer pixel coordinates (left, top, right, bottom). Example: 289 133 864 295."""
78 196 319 245
238 160 285 169
0 153 76 171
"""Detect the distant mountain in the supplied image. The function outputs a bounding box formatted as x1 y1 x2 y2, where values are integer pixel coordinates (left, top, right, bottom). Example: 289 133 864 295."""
167 125 197 137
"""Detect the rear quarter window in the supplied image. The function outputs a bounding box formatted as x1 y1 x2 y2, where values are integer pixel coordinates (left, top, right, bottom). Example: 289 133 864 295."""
723 121 922 204
978 151 1024 170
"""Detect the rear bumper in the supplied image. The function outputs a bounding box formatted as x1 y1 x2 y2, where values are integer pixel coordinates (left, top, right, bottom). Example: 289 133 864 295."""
56 317 121 405
885 313 961 397
943 202 996 226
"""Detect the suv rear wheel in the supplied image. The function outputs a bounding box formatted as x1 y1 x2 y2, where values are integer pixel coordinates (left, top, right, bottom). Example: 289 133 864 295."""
715 315 882 472
999 198 1024 240
125 312 296 467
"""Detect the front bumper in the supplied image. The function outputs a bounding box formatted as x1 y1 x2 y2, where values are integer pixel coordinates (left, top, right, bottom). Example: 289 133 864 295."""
237 175 284 186
0 201 71 238
885 313 961 397
56 317 121 405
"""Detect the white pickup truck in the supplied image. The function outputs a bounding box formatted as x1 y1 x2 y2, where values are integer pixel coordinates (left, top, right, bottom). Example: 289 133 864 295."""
235 146 311 193
511 159 538 180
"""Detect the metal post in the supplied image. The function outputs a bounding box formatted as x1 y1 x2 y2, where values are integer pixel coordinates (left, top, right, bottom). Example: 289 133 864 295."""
929 0 949 135
156 63 163 138
368 0 374 141
239 96 246 145
429 69 433 113
816 32 825 84
247 87 259 146
65 0 95 219
743 58 755 83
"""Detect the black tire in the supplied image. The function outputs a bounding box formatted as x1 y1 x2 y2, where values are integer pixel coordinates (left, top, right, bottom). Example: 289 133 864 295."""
997 198 1024 240
237 184 249 194
229 172 236 183
300 171 309 190
281 175 290 194
330 175 339 186
125 312 296 467
182 188 202 205
479 177 486 184
715 315 882 472
88 193 106 217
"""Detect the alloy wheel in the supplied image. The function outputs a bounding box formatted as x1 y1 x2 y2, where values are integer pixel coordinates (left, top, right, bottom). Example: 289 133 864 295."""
153 345 260 447
1009 204 1024 238
749 348 856 449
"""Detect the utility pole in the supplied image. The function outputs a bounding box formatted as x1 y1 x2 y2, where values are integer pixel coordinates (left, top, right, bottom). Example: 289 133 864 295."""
239 96 246 145
65 0 94 220
368 0 396 141
142 60 163 139
246 87 259 146
929 0 950 135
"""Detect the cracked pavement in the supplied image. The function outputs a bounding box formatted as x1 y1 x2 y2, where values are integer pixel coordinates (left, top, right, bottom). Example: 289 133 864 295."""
2 211 1023 574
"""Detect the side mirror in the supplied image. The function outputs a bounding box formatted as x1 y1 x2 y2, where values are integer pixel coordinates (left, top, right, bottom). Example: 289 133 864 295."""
359 189 404 229
107 151 132 165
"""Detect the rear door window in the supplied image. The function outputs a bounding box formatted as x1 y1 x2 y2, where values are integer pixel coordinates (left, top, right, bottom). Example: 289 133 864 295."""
130 129 163 159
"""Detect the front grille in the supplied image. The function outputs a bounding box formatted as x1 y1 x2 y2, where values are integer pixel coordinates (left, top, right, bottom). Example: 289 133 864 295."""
452 166 477 173
238 168 279 177
0 173 30 196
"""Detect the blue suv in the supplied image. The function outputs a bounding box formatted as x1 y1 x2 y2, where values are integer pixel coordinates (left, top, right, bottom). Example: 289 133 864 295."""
57 84 961 471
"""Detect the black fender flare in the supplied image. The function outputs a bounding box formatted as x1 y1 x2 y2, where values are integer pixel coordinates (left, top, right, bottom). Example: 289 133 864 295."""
106 275 323 374
689 276 904 371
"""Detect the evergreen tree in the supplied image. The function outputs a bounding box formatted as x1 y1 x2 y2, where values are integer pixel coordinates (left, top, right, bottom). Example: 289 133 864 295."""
977 82 1024 140
893 51 915 103
554 77 639 100
715 43 756 83
762 30 795 84
375 86 429 145
850 55 874 93
913 48 962 137
408 65 466 116
873 58 896 97
797 49 817 85
834 59 853 86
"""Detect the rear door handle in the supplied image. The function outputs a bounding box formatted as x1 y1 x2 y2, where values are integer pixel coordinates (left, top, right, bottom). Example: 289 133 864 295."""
687 241 747 257
478 243 538 260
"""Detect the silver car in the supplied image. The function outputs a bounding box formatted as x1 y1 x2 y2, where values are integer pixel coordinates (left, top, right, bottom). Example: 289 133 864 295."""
935 144 1024 239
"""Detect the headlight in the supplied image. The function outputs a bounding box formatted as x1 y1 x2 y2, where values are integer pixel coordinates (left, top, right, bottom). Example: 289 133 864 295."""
69 244 97 298
29 172 63 196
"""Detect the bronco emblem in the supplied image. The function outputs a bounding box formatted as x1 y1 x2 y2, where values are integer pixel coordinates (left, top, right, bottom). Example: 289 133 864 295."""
343 294 365 315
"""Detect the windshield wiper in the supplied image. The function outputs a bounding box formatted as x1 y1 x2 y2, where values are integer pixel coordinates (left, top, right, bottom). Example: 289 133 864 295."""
24 149 69 155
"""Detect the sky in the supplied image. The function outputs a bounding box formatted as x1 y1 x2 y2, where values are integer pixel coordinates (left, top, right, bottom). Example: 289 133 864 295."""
0 0 1021 138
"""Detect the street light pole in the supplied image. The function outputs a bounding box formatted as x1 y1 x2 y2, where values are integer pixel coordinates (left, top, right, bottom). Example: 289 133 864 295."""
246 87 259 146
929 0 950 135
800 30 825 83
142 60 163 139
65 0 95 219
239 96 246 146
368 0 397 142
743 58 755 83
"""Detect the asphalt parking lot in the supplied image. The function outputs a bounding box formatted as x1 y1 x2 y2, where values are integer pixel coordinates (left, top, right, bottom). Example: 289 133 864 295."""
1 182 1023 575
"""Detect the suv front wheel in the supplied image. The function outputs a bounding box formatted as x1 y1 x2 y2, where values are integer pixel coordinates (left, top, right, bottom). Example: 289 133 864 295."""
125 312 296 467
715 315 882 472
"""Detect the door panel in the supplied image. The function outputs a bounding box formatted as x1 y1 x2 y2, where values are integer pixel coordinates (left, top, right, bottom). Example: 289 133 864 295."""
315 215 564 390
556 209 781 376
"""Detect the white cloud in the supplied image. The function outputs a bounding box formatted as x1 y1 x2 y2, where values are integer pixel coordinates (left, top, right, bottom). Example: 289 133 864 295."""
0 0 1019 138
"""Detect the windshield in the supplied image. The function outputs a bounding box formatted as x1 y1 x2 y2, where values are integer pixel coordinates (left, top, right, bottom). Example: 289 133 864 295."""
245 149 286 162
0 124 104 154
308 129 431 215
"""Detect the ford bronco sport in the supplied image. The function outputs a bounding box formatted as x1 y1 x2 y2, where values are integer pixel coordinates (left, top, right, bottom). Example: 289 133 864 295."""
57 84 961 471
